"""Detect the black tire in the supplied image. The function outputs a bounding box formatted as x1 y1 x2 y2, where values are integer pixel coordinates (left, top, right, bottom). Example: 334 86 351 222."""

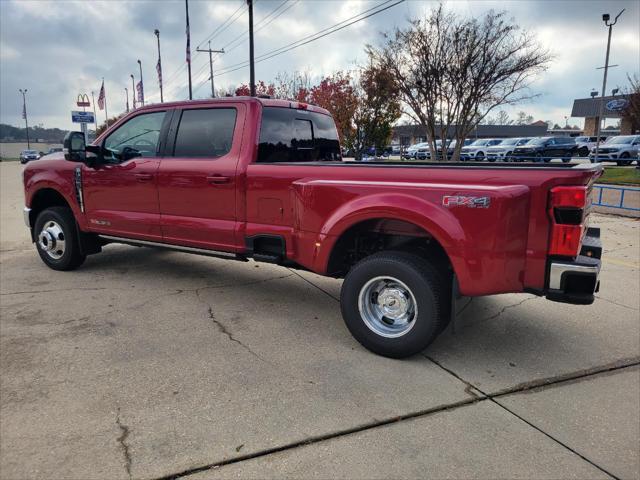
340 251 448 358
562 156 571 163
578 147 589 157
618 152 632 166
476 152 484 161
34 207 86 271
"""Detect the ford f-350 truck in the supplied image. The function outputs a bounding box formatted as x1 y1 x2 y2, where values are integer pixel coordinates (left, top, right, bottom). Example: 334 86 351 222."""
22 97 603 358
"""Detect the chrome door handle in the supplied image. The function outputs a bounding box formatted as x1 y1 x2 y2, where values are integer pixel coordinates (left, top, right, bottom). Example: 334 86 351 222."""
207 175 231 184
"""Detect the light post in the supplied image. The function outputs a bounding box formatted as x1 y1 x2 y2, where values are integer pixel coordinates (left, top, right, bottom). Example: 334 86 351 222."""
91 91 98 137
19 89 30 148
137 59 144 106
594 9 625 160
125 87 130 113
247 0 255 96
131 74 136 109
154 29 163 103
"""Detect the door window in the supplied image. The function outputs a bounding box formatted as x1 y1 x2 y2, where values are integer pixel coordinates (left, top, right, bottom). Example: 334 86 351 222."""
173 108 237 158
103 111 166 161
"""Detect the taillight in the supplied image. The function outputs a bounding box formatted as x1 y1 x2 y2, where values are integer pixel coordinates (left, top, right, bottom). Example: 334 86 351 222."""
548 186 587 257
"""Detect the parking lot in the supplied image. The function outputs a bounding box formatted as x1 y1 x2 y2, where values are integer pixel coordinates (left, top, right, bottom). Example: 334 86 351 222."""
1 161 638 479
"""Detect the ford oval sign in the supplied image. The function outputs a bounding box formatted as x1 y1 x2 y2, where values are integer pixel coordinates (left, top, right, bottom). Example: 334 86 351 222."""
606 98 628 112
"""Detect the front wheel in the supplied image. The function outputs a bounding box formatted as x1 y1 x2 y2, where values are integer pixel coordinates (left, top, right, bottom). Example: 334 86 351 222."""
340 251 448 358
34 207 86 271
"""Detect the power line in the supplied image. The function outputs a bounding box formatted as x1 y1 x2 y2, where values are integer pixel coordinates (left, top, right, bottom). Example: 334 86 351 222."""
213 0 404 78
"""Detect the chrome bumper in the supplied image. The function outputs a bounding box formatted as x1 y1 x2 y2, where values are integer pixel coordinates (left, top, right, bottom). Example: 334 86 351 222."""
23 207 32 228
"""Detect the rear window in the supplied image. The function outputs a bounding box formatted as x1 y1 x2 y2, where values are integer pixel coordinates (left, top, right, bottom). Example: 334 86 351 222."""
257 107 341 163
173 108 236 158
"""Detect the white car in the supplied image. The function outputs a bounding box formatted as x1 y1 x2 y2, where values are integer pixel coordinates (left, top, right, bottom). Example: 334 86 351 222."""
574 136 607 157
402 142 428 159
459 138 503 161
486 137 532 162
589 135 640 165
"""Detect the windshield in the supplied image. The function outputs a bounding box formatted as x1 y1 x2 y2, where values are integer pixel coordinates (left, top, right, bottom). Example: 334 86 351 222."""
575 137 589 142
528 137 550 145
605 136 634 145
498 138 519 146
470 139 489 146
24 150 37 154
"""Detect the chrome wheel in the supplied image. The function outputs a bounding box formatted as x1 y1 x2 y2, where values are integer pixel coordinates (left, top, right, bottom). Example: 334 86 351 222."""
38 220 66 260
358 276 418 338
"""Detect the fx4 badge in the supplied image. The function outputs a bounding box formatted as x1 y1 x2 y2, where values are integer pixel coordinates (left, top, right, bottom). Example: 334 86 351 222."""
442 195 491 208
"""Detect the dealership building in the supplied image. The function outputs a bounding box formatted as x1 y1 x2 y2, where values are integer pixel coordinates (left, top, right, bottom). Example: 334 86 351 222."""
571 94 635 135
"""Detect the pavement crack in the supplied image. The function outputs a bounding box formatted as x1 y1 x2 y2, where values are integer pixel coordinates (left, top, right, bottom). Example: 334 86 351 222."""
206 307 270 364
115 407 132 480
594 295 639 311
1 286 109 296
287 268 339 302
479 296 538 323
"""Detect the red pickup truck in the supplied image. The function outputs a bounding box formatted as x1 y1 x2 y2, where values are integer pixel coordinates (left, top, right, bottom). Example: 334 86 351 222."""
23 97 603 357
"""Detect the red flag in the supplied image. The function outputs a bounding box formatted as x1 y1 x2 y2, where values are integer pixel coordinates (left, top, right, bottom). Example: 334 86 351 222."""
97 81 105 110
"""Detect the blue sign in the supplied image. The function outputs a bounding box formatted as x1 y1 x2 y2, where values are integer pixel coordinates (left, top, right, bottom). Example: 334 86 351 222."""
71 110 95 123
606 98 628 112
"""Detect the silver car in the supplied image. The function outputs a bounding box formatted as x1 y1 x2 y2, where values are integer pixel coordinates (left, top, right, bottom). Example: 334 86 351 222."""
486 138 532 162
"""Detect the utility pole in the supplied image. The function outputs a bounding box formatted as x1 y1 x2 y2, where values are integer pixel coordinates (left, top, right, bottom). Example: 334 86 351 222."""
594 9 625 160
125 87 130 113
196 41 225 98
130 74 136 109
19 89 30 148
247 0 255 96
91 91 98 134
154 29 163 103
185 0 193 100
137 59 144 106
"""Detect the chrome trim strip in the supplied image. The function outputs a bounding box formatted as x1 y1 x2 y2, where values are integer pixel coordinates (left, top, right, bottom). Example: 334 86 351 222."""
98 235 238 258
74 166 85 213
549 262 599 290
23 207 31 228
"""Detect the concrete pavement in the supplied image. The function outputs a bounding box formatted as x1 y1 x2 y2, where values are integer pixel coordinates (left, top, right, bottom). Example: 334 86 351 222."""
0 162 638 479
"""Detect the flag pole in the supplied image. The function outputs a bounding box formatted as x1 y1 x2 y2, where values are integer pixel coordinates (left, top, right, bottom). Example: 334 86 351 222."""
103 78 109 128
91 91 98 134
185 0 192 100
155 29 163 103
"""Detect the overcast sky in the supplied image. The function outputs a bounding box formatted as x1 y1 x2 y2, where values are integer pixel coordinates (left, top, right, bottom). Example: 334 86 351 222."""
1 0 638 131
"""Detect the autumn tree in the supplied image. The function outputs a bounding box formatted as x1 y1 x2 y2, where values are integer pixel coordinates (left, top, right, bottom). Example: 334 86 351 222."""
95 113 126 137
369 4 551 161
620 74 640 134
234 80 275 97
350 64 402 158
308 71 358 144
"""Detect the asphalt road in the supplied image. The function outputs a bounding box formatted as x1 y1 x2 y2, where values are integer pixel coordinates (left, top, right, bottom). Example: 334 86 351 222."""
1 162 638 480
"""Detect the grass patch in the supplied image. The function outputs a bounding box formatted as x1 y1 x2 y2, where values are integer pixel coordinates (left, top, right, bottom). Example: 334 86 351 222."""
598 167 640 186
0 158 20 162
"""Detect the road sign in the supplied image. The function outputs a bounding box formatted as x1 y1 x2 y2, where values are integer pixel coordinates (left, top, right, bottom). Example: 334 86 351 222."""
71 110 95 123
606 98 629 112
76 93 90 107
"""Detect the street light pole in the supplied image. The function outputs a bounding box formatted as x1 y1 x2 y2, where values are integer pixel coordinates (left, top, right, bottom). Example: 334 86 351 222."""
594 9 625 160
137 59 144 106
131 74 136 109
154 29 163 103
19 89 30 148
247 0 255 96
125 87 130 113
185 0 193 100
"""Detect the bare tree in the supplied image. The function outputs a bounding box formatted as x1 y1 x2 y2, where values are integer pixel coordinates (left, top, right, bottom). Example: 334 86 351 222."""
369 4 551 161
620 74 640 134
515 111 534 125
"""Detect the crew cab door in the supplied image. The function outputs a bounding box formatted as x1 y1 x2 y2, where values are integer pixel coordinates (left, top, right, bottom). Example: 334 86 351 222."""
157 104 244 251
82 109 170 241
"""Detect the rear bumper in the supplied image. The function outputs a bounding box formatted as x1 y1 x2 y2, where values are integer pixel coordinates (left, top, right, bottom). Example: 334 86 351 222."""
545 227 602 305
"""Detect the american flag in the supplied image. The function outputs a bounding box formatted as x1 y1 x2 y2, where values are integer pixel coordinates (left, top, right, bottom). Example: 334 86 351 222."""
156 59 162 91
97 81 105 110
136 81 144 103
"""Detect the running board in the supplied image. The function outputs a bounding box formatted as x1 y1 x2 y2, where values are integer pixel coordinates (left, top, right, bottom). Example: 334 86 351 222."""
98 235 248 262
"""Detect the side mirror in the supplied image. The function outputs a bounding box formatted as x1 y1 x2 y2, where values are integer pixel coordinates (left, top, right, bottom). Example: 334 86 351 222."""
63 131 86 162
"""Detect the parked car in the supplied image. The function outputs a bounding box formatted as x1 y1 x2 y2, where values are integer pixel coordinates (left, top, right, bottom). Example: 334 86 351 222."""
486 138 532 162
459 138 502 161
589 135 640 165
22 97 603 358
511 136 577 163
403 142 428 159
47 147 63 155
416 139 444 160
19 150 40 164
446 139 473 158
574 136 607 157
